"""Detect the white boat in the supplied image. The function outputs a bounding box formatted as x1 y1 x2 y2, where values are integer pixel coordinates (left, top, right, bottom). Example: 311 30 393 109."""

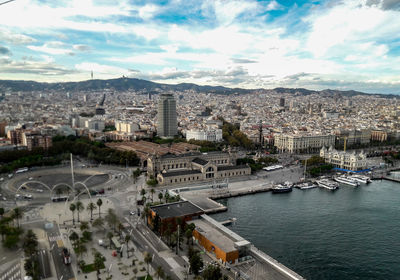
316 179 339 190
296 182 317 190
334 176 360 187
350 175 371 184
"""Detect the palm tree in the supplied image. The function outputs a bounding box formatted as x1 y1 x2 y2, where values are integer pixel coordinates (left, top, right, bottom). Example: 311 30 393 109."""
140 188 146 198
143 251 153 275
125 235 131 258
155 266 165 280
69 231 79 247
80 221 89 232
164 192 170 203
23 230 38 257
142 205 150 225
75 238 87 261
92 249 104 278
13 207 22 228
76 201 84 223
69 203 76 225
150 188 155 202
158 192 163 203
106 209 118 232
87 202 97 221
96 198 103 217
92 218 104 231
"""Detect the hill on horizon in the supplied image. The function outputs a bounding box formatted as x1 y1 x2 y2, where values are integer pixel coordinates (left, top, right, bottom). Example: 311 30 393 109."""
0 77 396 98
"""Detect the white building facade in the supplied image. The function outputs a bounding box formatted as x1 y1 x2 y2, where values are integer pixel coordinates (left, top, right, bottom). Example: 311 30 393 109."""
186 129 223 142
320 146 367 171
274 134 336 153
115 121 139 134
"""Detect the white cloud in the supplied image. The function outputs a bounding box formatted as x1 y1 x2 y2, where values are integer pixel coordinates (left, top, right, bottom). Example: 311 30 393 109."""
305 1 400 57
138 4 159 20
0 28 36 45
75 62 128 77
27 42 74 56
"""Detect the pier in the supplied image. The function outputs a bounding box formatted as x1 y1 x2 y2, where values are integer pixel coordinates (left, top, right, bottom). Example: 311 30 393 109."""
375 176 400 183
175 180 305 280
220 217 236 226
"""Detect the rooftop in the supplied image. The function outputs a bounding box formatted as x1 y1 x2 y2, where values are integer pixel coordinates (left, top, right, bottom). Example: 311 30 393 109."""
217 165 249 171
161 169 202 177
192 218 238 253
150 201 204 219
192 157 209 166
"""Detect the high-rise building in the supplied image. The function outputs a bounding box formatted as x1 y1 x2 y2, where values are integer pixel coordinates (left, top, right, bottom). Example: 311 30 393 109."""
157 94 177 138
0 121 7 137
280 97 285 107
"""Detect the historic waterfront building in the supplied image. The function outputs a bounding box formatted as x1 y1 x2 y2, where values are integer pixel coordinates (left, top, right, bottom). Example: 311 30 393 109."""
320 146 367 171
274 133 336 154
147 151 251 185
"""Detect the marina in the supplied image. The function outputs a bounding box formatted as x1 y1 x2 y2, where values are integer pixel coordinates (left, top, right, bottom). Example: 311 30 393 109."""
212 180 400 280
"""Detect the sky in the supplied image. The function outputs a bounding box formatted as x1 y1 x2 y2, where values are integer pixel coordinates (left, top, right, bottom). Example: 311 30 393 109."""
0 0 400 94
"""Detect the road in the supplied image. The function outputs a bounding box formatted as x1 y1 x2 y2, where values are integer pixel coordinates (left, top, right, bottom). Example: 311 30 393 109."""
36 248 52 279
45 222 75 280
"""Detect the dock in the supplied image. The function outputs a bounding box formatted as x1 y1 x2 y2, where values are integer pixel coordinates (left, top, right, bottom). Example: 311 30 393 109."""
220 217 236 226
375 176 400 183
209 183 273 200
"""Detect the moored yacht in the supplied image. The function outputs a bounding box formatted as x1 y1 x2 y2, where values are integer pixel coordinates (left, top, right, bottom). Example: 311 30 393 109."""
350 174 371 184
334 176 360 187
316 179 339 190
295 182 317 190
272 183 293 193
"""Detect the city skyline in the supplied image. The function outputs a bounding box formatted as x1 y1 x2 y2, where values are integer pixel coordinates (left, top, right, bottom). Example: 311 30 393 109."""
1 0 400 94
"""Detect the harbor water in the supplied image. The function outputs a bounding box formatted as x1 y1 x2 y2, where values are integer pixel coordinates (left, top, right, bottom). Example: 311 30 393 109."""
212 180 400 280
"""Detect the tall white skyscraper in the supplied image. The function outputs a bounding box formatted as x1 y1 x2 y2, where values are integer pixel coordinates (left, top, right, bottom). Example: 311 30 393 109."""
157 94 177 138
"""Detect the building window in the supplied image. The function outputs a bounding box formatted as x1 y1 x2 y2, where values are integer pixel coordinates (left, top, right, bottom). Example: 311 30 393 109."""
206 166 214 178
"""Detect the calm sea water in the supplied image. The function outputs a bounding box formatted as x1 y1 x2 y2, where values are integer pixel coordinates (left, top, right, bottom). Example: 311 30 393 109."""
212 180 400 280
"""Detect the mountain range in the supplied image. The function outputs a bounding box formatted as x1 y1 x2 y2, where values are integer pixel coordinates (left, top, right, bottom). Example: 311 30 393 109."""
0 78 396 98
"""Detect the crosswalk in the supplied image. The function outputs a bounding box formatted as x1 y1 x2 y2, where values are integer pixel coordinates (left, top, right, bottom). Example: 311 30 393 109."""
21 208 43 224
49 235 61 242
0 263 21 280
